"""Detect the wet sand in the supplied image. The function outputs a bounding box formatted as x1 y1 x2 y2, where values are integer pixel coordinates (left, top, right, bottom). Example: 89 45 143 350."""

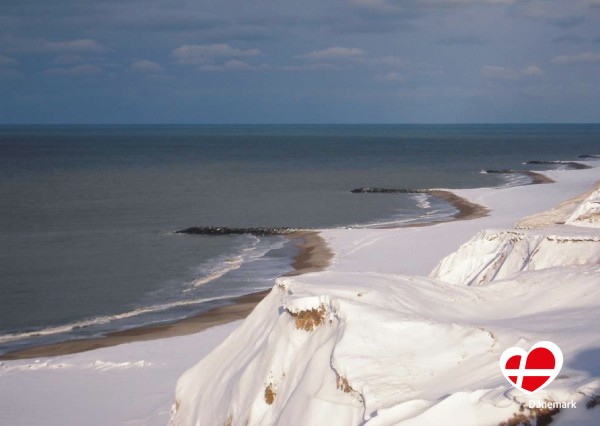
284 231 334 276
428 190 489 220
0 231 332 360
522 171 555 185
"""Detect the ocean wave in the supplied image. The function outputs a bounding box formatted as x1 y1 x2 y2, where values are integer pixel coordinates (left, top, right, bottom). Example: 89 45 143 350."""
187 235 285 289
412 193 431 209
0 236 288 346
0 294 235 345
189 256 246 287
500 172 532 188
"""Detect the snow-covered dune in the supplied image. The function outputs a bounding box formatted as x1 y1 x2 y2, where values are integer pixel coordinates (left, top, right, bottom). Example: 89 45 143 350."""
566 187 600 228
173 168 600 426
174 265 600 425
430 229 600 287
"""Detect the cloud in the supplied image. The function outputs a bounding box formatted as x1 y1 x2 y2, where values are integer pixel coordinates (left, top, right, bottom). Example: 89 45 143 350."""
279 63 343 71
522 65 543 76
3 37 106 54
551 16 586 28
510 1 587 27
52 54 86 64
130 59 163 73
0 54 19 77
370 56 407 66
353 0 517 13
375 71 405 82
197 60 269 72
44 63 103 76
552 35 587 44
301 47 366 60
436 35 488 46
482 64 542 80
552 52 600 64
0 54 18 67
482 65 519 80
45 39 105 53
172 44 262 65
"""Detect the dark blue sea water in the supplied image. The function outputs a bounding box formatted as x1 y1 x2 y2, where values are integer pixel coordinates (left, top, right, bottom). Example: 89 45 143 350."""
0 124 598 353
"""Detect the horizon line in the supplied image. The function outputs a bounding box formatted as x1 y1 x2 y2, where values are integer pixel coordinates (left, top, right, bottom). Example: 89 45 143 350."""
1 122 600 126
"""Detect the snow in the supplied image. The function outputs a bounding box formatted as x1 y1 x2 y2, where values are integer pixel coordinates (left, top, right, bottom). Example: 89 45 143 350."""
431 229 600 286
174 165 600 425
0 321 240 426
566 187 600 228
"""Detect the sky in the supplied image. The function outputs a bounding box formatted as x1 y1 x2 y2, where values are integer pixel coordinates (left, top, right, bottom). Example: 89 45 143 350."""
1 0 600 123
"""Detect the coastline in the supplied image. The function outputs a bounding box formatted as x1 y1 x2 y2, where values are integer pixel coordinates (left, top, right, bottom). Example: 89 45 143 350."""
3 164 598 426
428 190 489 220
0 231 333 360
0 170 552 360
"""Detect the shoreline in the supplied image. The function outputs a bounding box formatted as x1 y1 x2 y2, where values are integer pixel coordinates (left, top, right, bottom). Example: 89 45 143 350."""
428 190 489 220
0 170 552 360
522 170 555 185
0 231 332 360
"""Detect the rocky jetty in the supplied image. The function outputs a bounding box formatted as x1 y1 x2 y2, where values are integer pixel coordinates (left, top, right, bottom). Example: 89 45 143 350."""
350 187 429 194
176 226 303 236
526 160 591 170
484 169 517 174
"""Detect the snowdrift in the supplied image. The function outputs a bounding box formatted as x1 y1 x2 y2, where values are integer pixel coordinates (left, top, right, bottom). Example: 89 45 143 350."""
173 181 600 426
566 188 600 228
430 229 600 287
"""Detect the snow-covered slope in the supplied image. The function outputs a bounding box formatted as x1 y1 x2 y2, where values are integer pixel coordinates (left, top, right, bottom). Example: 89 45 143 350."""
566 188 600 228
174 265 600 425
430 229 600 286
173 169 600 426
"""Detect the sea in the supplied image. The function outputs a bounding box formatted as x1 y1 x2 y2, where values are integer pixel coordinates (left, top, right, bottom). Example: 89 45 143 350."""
0 124 598 354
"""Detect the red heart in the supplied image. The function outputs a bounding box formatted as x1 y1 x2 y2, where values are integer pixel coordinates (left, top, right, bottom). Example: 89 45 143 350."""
500 342 563 394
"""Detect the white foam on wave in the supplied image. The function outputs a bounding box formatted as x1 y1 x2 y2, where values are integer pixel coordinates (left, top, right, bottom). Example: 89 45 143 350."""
0 293 235 345
0 236 289 346
187 235 286 289
412 193 431 209
189 256 247 288
500 172 531 188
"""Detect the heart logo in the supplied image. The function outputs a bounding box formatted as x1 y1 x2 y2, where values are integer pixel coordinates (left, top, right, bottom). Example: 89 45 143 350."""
499 341 563 394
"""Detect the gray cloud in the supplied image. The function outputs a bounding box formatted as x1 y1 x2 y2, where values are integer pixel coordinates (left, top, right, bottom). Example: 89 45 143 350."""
52 54 86 65
197 60 269 72
172 44 262 65
2 37 106 54
375 71 405 83
552 51 600 64
551 16 586 28
552 35 587 44
435 35 489 46
482 64 542 80
0 54 19 67
44 63 103 76
130 59 163 73
0 54 19 77
301 47 367 60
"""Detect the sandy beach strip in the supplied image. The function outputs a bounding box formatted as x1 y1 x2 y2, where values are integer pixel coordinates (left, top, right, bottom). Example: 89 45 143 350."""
429 171 552 221
522 170 555 185
0 231 332 360
428 190 489 220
